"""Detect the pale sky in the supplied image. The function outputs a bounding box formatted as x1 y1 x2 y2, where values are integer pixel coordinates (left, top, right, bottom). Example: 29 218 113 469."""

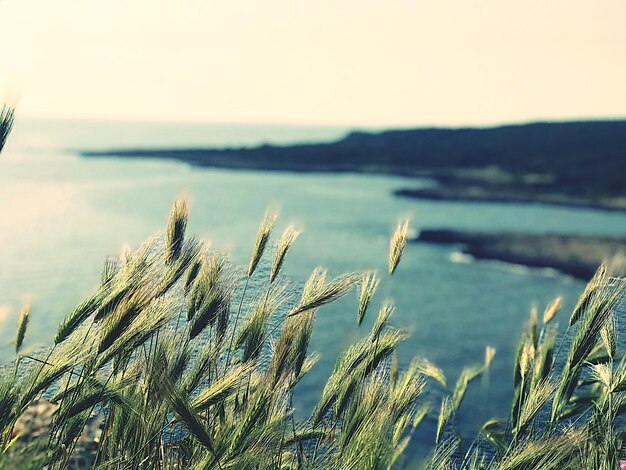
0 0 624 126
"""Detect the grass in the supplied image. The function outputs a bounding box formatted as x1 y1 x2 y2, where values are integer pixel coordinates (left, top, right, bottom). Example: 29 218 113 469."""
0 105 14 154
1 115 626 469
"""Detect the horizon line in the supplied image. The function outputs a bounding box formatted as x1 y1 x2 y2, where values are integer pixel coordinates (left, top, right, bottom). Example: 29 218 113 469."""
11 112 626 131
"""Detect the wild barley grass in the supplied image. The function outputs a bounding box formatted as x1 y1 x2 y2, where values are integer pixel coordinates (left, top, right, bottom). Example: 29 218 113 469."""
14 305 30 354
413 357 447 388
543 296 562 325
248 210 278 277
270 225 300 283
288 270 358 317
389 219 409 275
1 115 626 468
0 196 432 469
569 264 606 327
436 397 453 444
165 197 189 265
370 301 395 340
0 105 14 154
357 271 379 326
0 201 623 469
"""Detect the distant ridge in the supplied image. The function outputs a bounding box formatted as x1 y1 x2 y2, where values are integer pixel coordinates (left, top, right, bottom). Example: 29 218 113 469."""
83 120 626 210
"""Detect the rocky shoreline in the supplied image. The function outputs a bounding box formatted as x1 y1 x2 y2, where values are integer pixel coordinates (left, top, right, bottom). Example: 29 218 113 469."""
82 119 626 213
415 229 626 280
395 187 626 212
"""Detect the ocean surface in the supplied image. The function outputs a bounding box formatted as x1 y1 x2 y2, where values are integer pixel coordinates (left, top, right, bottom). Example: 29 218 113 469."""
2 118 626 461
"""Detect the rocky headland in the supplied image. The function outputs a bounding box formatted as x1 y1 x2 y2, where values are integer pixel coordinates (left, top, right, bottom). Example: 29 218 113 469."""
82 120 626 212
415 229 626 280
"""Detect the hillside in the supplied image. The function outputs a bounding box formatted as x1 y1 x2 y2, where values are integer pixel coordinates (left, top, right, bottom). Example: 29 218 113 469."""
83 120 626 209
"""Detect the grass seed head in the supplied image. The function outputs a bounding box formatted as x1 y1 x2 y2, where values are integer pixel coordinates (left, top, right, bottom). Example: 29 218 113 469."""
165 197 189 265
289 270 358 317
389 219 409 275
569 264 606 327
543 296 562 325
485 346 496 368
0 105 15 154
357 271 379 326
248 210 278 277
15 304 30 354
370 301 395 340
270 224 300 283
436 397 453 444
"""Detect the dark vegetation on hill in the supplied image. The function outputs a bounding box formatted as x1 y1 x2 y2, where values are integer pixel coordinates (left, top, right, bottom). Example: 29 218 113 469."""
84 120 626 210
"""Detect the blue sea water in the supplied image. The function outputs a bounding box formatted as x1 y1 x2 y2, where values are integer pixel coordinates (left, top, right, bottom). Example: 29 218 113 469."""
2 118 626 462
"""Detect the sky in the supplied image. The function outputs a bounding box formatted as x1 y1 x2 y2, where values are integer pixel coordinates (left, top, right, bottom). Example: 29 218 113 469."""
0 0 625 127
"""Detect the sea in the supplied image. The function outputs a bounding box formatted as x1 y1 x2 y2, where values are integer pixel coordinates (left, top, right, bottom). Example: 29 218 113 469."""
2 118 626 462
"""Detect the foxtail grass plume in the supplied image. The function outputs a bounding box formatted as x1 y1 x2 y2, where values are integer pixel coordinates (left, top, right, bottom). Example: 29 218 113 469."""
270 225 300 283
187 252 226 322
184 257 203 294
543 296 562 324
289 269 358 317
184 242 211 294
166 198 189 265
519 342 535 381
101 257 120 287
0 105 15 154
187 255 235 341
357 271 379 325
97 294 145 353
119 243 133 265
389 219 409 275
248 210 277 277
414 357 447 387
436 396 453 444
485 346 496 368
390 351 399 388
191 363 255 411
590 362 613 389
413 404 430 429
600 312 617 359
15 304 30 353
452 363 488 412
370 301 394 339
515 378 556 437
235 285 289 362
569 264 606 326
551 277 624 421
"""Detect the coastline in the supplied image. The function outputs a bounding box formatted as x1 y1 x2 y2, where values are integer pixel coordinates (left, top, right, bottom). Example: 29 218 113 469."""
394 187 626 212
81 119 626 213
415 229 626 280
80 149 626 213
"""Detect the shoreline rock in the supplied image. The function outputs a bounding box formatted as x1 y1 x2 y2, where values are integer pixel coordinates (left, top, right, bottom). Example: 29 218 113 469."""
415 229 626 280
394 187 626 212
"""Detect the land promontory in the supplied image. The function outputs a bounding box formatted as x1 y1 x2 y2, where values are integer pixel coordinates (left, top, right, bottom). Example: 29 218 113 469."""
83 120 626 211
415 229 626 280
